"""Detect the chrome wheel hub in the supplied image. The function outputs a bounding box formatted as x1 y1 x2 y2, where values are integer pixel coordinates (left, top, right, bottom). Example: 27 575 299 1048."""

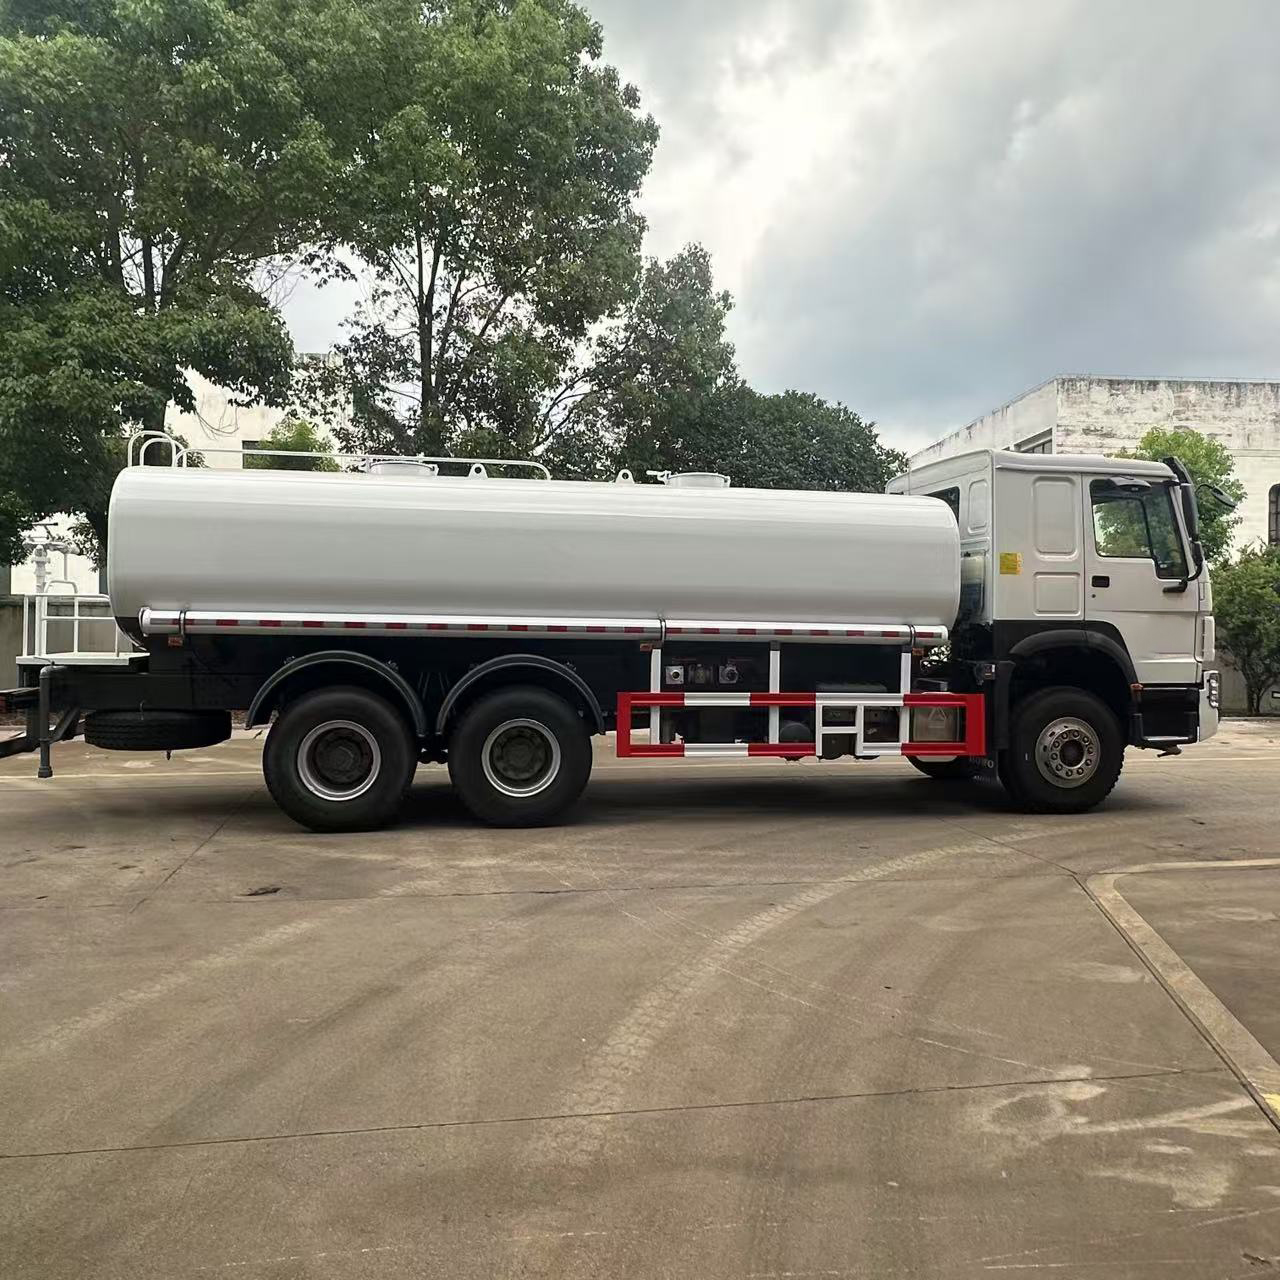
1034 716 1099 789
298 720 381 801
482 719 561 798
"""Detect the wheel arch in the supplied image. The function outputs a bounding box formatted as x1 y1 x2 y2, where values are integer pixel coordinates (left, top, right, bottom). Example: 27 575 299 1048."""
435 654 605 738
1006 630 1135 729
247 651 427 738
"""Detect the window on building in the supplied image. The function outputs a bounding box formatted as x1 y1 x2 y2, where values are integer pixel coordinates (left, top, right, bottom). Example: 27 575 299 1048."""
1270 484 1280 544
929 487 960 522
1014 430 1053 455
1090 479 1187 579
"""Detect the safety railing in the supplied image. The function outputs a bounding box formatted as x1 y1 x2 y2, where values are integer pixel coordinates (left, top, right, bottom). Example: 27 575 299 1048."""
128 430 551 479
21 594 137 662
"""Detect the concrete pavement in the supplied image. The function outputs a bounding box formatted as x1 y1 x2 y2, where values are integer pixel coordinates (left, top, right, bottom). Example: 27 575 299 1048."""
2 723 1280 1277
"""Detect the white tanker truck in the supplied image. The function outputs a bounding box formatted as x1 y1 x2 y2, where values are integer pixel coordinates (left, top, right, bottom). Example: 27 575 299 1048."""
0 440 1219 830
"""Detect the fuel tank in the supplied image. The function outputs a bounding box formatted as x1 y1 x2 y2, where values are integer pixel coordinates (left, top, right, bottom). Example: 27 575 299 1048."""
107 467 960 631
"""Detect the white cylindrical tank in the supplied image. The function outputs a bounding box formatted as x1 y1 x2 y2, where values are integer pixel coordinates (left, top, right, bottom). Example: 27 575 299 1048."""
108 467 960 631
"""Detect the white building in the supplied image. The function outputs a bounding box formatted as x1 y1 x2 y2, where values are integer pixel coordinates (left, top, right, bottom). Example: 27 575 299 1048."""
910 376 1280 551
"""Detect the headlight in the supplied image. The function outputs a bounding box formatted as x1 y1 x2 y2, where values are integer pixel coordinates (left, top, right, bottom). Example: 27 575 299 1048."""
1206 671 1220 710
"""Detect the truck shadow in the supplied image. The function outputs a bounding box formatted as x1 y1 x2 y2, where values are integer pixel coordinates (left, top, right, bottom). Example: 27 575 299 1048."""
393 768 1167 832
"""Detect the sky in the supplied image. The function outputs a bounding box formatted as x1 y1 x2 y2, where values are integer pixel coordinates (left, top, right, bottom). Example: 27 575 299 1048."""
284 0 1280 454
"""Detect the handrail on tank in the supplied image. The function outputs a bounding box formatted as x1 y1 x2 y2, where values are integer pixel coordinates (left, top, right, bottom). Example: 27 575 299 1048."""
129 431 190 468
125 429 551 478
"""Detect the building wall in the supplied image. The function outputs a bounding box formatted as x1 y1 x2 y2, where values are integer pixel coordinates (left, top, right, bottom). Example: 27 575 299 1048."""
908 378 1059 465
165 370 317 471
1052 377 1280 548
911 376 1280 554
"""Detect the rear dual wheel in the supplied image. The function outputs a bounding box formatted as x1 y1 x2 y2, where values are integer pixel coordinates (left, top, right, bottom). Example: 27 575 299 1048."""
448 686 592 827
263 683 593 831
264 686 416 832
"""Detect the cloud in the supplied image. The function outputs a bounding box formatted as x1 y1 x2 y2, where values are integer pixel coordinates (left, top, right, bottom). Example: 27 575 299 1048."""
587 0 1280 449
285 0 1280 452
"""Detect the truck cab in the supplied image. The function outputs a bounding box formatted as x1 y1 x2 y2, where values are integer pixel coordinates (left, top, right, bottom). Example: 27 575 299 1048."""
890 449 1218 807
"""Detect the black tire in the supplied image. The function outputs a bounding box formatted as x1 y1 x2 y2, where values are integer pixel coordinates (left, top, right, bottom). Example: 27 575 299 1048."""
907 755 979 781
999 686 1124 814
85 709 231 751
263 686 415 832
448 685 592 827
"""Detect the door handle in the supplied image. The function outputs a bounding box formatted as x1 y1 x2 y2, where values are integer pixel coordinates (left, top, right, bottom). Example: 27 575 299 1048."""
1091 575 1110 588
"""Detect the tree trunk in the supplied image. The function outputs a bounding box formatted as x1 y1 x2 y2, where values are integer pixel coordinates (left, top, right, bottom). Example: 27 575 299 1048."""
414 226 445 457
417 331 444 456
83 508 111 573
139 399 168 435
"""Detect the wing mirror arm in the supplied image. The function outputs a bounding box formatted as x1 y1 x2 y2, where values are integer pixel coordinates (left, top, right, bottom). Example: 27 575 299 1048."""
1159 457 1207 588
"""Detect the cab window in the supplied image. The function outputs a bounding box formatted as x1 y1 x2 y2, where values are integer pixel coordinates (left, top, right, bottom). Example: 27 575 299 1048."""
1090 480 1187 579
929 486 960 522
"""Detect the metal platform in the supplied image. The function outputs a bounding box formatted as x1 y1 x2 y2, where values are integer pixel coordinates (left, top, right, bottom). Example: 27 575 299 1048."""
16 653 142 668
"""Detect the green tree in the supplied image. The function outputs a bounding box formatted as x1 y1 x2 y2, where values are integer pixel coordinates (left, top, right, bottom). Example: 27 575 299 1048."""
1213 546 1280 714
243 419 338 472
1116 427 1244 563
305 0 659 462
698 387 906 493
539 244 902 493
0 0 377 562
539 244 736 479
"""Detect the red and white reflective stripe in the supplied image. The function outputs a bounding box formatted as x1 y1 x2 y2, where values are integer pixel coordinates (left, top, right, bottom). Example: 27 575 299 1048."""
140 609 661 641
664 620 948 646
139 609 948 647
620 741 821 759
656 692 818 707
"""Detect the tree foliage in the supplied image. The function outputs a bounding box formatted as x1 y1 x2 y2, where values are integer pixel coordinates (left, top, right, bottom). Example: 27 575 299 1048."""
541 245 904 492
690 387 906 493
538 244 736 478
302 0 659 461
1116 426 1245 563
243 418 337 472
1213 546 1280 714
2 0 905 567
0 0 375 561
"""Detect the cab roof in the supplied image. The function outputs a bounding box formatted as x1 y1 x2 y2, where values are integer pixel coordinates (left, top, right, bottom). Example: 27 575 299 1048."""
890 448 1176 489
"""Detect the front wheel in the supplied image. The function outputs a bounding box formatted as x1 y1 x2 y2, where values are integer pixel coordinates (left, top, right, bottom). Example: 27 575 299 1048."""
999 687 1123 814
263 686 416 832
448 685 592 827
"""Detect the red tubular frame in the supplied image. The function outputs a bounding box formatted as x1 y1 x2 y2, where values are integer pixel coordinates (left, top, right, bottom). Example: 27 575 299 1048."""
615 691 985 759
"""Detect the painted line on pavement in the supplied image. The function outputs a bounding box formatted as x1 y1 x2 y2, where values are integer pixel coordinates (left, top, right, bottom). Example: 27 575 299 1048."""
1085 858 1280 1129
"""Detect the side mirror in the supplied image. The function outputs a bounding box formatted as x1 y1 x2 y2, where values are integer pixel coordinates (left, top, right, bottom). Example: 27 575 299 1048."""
1199 484 1239 512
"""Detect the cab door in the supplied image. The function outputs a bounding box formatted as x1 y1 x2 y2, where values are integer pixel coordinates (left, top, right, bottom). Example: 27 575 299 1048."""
1083 475 1198 684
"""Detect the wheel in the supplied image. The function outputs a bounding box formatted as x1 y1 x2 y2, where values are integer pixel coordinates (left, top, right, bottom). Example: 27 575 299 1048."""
263 686 415 832
448 685 592 827
85 709 231 751
907 755 979 781
999 686 1124 814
